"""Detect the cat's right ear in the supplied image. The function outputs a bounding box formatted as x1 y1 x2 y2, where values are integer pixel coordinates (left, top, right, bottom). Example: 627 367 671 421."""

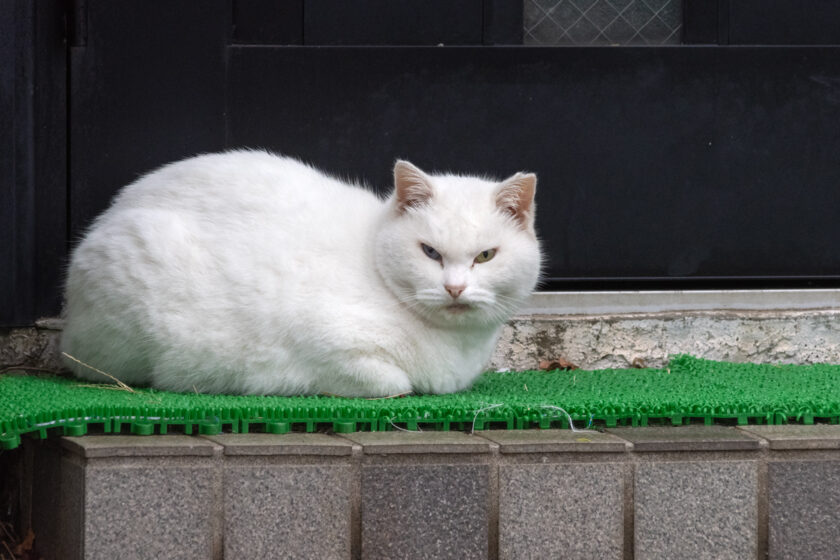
495 172 537 234
393 160 434 214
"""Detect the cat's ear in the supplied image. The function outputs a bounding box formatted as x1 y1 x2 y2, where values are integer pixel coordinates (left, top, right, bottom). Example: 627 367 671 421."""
393 160 434 214
495 172 537 233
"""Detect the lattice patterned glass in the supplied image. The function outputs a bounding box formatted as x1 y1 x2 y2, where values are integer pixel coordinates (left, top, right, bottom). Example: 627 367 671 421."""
524 0 682 45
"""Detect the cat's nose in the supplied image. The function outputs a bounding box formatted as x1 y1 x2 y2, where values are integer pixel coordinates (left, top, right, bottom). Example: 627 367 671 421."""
445 284 466 299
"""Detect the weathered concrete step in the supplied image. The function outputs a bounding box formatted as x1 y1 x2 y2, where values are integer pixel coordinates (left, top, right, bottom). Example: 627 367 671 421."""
7 295 840 373
21 425 840 559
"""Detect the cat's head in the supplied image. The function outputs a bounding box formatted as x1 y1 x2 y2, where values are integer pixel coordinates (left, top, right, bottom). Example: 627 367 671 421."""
375 160 542 329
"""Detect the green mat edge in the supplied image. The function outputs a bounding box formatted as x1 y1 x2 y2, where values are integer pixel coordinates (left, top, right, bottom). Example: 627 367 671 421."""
3 354 840 451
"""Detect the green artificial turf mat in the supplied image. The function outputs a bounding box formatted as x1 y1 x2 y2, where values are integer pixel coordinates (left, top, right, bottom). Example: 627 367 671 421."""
2 355 840 450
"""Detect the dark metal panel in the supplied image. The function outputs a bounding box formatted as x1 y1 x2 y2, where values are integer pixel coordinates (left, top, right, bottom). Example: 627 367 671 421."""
227 46 840 287
232 0 303 45
682 0 718 44
483 0 523 45
30 0 68 323
303 0 483 45
69 0 227 241
717 0 730 45
0 0 67 326
8 0 36 326
730 0 840 45
0 0 19 324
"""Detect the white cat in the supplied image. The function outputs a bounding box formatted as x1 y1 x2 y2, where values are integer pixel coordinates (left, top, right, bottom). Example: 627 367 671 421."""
61 151 541 396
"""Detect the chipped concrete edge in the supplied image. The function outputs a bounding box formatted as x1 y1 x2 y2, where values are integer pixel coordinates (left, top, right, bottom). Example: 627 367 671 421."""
1 318 65 371
492 307 840 370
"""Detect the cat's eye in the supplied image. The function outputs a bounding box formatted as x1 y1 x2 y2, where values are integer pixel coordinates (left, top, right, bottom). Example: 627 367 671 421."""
421 243 442 262
474 249 497 264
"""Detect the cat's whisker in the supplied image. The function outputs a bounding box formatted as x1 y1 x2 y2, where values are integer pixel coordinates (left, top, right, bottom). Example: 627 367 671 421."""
396 295 433 312
492 293 527 306
481 302 517 325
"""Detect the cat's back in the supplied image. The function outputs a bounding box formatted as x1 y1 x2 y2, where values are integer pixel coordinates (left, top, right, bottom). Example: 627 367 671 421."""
74 150 387 300
108 150 380 221
87 150 384 275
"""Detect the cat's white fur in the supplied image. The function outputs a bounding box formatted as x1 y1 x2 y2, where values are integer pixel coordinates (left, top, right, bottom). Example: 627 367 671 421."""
61 151 541 396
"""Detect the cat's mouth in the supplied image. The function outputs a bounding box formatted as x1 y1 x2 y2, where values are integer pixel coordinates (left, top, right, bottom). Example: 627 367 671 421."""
444 303 473 314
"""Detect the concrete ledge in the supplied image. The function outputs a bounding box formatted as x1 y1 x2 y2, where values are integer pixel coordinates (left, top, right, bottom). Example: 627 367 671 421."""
338 431 495 454
204 432 357 455
520 289 840 315
739 424 840 450
492 307 840 370
62 434 220 457
606 425 764 452
480 428 631 453
6 291 840 373
20 426 840 559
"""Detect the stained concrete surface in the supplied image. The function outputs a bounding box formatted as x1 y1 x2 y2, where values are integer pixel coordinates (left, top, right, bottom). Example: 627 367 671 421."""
5 307 840 373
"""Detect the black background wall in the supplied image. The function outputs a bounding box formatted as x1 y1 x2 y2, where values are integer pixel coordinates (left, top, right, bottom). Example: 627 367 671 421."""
3 0 840 326
2 0 67 327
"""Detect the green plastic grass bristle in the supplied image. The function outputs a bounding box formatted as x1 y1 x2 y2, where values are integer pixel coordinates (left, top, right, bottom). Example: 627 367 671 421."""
2 355 840 450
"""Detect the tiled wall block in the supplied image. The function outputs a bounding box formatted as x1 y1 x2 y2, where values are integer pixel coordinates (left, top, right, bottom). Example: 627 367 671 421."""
84 465 216 559
58 436 222 560
611 425 763 560
344 432 495 560
225 465 351 558
24 426 840 559
499 462 624 559
741 424 840 560
635 461 757 560
483 429 629 559
768 461 840 560
362 463 490 559
207 433 355 559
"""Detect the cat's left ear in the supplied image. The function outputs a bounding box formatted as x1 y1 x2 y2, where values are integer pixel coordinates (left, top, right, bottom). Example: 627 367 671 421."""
393 160 435 214
495 172 537 233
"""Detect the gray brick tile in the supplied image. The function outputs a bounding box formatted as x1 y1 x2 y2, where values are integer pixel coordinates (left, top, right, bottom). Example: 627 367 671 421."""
362 464 489 559
769 460 840 560
499 462 624 559
635 461 757 560
224 464 352 559
84 465 216 560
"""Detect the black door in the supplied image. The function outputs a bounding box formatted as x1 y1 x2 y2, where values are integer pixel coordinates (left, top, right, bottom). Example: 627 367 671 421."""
3 0 840 325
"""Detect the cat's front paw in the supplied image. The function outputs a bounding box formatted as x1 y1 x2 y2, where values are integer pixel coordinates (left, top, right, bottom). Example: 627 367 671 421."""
330 357 413 398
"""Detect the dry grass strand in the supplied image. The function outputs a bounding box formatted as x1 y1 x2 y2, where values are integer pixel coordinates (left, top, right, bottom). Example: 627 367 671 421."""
0 365 64 375
61 352 136 393
366 391 414 400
